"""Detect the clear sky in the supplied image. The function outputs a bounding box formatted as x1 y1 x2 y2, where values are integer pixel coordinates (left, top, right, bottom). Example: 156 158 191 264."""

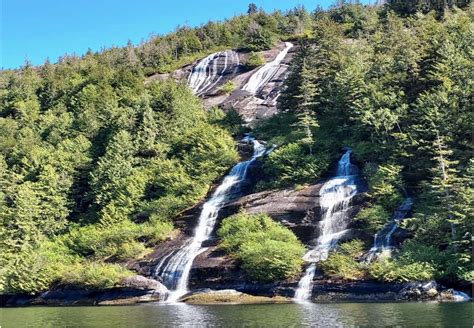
1 0 370 69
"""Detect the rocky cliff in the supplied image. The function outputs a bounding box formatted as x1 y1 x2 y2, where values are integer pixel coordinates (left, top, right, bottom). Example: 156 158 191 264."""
146 41 296 124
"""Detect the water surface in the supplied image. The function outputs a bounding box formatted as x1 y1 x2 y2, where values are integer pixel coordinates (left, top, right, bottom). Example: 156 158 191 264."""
1 302 472 327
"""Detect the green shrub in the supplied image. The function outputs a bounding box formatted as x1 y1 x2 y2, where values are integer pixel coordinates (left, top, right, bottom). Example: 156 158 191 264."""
260 143 329 189
355 205 391 234
65 221 140 259
320 253 366 280
364 164 404 211
65 219 172 260
139 219 175 244
241 239 305 281
320 240 367 280
208 107 246 136
339 239 366 257
2 240 78 294
244 52 266 69
397 240 472 281
217 81 236 94
218 211 305 282
368 258 435 282
60 262 133 289
116 241 148 261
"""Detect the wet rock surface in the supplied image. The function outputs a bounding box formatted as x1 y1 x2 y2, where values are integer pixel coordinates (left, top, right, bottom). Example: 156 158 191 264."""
146 42 296 124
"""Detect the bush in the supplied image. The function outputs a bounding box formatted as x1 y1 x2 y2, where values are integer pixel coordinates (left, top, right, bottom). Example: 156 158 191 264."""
60 262 133 289
217 81 236 94
140 219 175 245
2 240 78 294
259 143 329 189
320 253 366 280
364 164 404 211
244 52 266 69
397 240 472 281
339 239 366 257
320 240 367 280
355 205 391 234
368 258 435 282
241 239 305 281
208 107 247 136
65 219 172 260
218 211 305 282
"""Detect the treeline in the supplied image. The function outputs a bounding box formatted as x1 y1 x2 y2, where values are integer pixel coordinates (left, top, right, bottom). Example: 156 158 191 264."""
255 3 472 283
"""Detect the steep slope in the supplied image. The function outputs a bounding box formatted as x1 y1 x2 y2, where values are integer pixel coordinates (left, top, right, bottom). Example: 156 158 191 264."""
147 41 296 124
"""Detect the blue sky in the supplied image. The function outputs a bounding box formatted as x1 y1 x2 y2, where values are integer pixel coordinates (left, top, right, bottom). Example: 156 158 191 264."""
1 0 370 69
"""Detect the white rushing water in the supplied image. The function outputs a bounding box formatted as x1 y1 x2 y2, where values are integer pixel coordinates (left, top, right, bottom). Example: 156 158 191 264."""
364 197 413 263
294 149 359 302
154 136 266 302
242 42 293 95
188 50 239 96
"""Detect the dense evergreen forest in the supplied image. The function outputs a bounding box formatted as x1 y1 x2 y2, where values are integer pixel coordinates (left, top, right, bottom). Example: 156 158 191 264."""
0 0 472 295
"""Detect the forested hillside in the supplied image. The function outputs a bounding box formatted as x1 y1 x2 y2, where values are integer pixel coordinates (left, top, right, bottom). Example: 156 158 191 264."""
256 3 473 284
0 1 472 296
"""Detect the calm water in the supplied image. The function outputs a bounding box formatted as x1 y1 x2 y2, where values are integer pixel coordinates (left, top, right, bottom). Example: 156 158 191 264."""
0 302 472 327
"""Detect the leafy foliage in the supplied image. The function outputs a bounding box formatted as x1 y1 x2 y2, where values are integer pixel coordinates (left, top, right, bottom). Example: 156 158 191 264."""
218 211 305 281
0 66 237 293
244 52 266 70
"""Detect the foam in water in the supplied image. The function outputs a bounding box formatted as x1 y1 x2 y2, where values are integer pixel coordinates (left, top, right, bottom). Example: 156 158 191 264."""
154 136 266 302
188 50 239 96
242 42 293 95
452 290 471 301
294 149 359 302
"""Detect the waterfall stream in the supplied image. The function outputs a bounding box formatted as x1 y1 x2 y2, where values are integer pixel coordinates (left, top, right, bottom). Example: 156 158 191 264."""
294 149 360 302
242 42 293 95
154 136 266 302
363 197 414 263
188 50 239 96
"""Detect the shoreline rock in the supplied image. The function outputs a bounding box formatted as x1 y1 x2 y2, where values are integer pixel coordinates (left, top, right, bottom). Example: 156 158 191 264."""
181 289 291 305
1 275 168 307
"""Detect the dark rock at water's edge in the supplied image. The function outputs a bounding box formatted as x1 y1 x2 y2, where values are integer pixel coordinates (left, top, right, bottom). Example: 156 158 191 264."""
0 275 167 307
307 280 471 302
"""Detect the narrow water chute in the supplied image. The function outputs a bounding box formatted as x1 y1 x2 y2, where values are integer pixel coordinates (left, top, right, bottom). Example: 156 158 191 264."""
154 136 266 302
294 149 360 302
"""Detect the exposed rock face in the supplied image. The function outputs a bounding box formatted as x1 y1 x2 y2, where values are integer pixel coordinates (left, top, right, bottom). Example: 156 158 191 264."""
1 275 168 306
224 184 367 245
214 42 296 124
146 42 296 124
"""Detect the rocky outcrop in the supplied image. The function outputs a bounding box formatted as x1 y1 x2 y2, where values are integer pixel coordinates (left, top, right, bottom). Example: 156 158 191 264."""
146 42 296 124
181 289 291 304
223 183 367 245
214 42 296 124
1 275 168 306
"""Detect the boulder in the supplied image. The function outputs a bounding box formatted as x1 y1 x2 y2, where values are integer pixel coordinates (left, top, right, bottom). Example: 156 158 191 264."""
121 275 168 293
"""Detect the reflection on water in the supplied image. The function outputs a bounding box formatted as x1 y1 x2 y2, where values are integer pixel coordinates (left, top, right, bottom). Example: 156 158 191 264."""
0 302 472 327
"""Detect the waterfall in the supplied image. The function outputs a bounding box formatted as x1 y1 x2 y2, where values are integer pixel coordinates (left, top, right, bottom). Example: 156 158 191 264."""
242 42 293 95
294 149 359 302
364 198 413 263
453 290 471 301
154 136 266 302
188 50 239 96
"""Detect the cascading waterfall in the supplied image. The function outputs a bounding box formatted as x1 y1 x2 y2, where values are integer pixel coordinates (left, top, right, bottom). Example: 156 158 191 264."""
188 50 239 96
363 198 413 263
294 149 359 302
242 42 293 95
154 136 266 302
